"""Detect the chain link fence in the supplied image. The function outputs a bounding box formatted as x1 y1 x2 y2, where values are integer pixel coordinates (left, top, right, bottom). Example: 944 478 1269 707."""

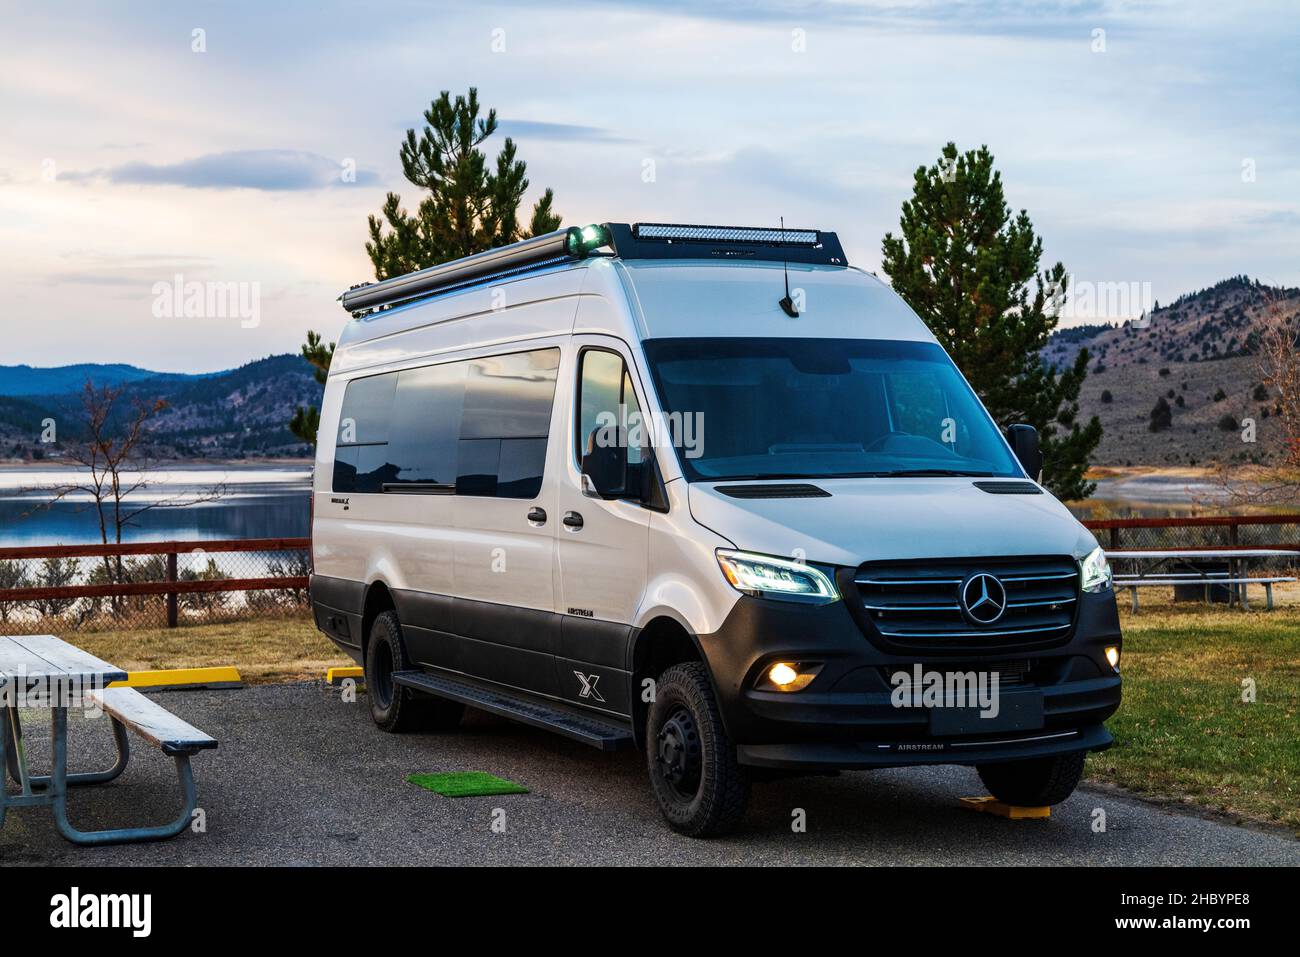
1085 515 1300 575
0 538 310 634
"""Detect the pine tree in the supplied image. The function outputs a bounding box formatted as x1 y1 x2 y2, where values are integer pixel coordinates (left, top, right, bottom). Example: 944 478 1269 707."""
290 88 561 445
881 143 1102 499
366 87 562 279
288 331 334 445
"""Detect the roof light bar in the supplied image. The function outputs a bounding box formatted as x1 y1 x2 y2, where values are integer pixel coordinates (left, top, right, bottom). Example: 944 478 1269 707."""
605 222 848 266
634 223 820 246
340 224 610 314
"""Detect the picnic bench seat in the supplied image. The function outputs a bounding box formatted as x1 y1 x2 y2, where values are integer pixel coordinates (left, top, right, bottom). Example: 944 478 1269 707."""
88 687 218 756
1114 576 1296 612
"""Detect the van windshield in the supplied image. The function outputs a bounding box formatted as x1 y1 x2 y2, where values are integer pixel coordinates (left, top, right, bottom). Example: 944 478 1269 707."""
641 337 1023 482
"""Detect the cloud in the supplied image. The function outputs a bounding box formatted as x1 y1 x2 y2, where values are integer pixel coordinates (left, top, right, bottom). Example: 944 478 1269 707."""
1246 209 1300 228
557 0 1133 38
65 149 380 191
496 120 632 143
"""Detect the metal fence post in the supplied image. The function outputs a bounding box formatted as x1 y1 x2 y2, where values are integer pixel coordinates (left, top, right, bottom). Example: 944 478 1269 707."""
166 551 178 628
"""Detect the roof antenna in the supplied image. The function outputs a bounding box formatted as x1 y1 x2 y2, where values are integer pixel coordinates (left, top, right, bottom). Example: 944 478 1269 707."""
778 216 799 317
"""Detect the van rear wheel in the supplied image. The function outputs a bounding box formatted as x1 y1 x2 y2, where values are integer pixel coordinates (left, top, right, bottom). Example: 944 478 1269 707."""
646 662 749 837
365 610 465 733
976 750 1087 806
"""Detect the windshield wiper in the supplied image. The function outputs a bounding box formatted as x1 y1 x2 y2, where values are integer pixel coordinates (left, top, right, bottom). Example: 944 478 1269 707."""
711 469 999 481
872 469 997 478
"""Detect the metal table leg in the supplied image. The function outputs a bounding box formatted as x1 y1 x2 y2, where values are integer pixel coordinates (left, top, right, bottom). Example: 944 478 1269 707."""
3 706 21 788
49 707 198 846
4 705 129 791
5 707 30 794
0 708 6 830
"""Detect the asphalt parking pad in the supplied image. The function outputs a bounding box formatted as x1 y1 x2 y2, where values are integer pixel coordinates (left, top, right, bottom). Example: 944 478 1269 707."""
407 771 530 798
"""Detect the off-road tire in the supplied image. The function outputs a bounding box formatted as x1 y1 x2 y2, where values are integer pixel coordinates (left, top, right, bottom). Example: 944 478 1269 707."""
365 611 465 733
976 750 1087 806
646 662 750 837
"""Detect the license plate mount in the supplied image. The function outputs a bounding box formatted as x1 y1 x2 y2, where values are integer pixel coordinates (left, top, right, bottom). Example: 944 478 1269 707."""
929 690 1045 736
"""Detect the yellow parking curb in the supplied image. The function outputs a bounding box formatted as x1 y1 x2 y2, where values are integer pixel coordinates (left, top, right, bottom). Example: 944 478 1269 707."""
960 796 1050 819
327 666 364 686
110 666 243 691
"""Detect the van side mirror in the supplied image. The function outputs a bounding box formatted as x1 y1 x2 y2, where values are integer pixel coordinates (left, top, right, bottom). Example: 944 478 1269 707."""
1004 424 1043 482
581 428 628 499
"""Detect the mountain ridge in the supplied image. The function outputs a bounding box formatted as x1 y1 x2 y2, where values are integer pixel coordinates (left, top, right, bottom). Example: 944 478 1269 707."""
3 275 1297 467
0 354 321 460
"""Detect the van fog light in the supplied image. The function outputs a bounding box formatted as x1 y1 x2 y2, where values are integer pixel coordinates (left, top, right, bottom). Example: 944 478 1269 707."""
763 661 818 692
1105 646 1121 671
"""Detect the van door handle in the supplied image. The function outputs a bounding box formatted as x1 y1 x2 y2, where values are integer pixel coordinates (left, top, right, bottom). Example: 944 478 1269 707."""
562 511 584 530
526 507 547 526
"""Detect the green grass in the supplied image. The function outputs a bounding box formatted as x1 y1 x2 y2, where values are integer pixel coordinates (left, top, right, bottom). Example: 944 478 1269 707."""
1092 594 1300 831
407 771 529 797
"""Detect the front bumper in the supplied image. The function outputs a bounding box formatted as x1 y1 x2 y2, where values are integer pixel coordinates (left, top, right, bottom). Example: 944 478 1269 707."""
739 725 1114 770
699 588 1122 770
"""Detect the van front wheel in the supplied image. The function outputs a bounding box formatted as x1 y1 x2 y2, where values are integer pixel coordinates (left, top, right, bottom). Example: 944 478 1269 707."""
976 750 1087 807
646 662 750 837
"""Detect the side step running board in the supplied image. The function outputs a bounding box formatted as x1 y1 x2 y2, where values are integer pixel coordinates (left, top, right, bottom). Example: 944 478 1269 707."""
392 670 634 751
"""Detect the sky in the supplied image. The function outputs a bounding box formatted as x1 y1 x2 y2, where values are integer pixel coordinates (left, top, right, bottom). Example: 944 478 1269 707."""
0 0 1297 373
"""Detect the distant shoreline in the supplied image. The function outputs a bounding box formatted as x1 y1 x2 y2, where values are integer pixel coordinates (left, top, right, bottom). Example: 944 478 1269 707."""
0 456 314 468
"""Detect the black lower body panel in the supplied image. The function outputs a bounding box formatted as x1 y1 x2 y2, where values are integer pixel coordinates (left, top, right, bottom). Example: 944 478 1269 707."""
309 575 635 719
310 574 365 660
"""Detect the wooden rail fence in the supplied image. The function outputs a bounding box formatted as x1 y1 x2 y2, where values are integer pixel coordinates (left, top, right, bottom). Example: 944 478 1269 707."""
0 538 310 628
1 516 1296 628
1082 514 1300 552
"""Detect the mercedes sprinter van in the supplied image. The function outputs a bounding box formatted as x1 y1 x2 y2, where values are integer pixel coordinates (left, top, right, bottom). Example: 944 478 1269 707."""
310 222 1122 836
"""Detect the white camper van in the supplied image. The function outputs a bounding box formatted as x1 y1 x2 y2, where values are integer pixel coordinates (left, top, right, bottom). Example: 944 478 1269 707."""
311 223 1121 836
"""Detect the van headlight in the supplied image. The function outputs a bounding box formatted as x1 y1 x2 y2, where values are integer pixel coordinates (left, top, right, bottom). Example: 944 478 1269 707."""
1080 545 1113 593
715 549 840 604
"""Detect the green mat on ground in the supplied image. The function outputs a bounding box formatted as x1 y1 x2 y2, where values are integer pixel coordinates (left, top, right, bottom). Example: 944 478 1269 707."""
407 771 530 798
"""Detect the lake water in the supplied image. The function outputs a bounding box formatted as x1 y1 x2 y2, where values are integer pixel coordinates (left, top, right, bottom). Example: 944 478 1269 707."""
0 464 312 547
0 463 1279 548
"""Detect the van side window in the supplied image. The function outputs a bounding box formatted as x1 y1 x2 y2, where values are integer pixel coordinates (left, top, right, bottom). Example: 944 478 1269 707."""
576 349 644 467
387 362 467 489
456 348 560 499
333 348 559 498
333 372 398 493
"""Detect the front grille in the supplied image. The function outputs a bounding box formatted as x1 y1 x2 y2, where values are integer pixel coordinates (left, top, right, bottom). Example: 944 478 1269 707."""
854 557 1079 650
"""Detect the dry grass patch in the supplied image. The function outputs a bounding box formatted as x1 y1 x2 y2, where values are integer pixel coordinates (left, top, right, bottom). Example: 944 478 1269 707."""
69 614 351 684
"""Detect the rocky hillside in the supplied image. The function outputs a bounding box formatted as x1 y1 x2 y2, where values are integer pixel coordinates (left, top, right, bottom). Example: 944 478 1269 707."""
1044 277 1300 467
0 355 322 461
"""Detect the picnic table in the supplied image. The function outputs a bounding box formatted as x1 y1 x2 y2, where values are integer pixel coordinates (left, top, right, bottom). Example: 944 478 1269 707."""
0 634 216 845
1106 549 1299 612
